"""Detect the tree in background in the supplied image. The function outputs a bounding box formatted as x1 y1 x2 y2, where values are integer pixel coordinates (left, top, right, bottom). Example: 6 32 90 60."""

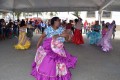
72 11 81 17
14 12 22 19
2 12 7 19
49 12 58 18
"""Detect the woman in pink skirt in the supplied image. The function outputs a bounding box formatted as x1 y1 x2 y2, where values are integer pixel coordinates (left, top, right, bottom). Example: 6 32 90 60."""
31 17 77 80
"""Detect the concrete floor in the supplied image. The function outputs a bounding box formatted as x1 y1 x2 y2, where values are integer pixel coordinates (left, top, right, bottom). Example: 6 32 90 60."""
0 32 120 80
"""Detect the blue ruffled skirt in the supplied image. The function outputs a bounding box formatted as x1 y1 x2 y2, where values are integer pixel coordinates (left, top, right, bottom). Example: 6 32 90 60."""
87 31 101 44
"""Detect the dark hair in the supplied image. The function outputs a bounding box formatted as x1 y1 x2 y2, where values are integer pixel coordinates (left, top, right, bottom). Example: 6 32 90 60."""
74 19 78 23
69 20 73 23
29 21 32 24
1 19 5 22
105 24 108 28
20 19 26 27
112 20 116 24
51 17 59 26
17 19 20 22
62 20 66 25
95 21 99 25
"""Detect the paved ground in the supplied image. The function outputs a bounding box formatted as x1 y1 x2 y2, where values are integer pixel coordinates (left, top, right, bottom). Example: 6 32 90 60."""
0 32 120 80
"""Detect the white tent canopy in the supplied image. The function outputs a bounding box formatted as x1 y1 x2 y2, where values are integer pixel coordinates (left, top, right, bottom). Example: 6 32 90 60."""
0 0 119 12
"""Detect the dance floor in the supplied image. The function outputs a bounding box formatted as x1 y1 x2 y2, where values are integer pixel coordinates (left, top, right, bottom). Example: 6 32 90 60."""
0 31 120 80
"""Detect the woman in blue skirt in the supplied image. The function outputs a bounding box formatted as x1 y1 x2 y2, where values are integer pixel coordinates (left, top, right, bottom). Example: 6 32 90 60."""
87 21 101 44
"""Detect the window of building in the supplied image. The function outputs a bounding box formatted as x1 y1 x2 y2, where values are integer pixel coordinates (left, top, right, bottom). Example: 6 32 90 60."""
102 11 111 18
87 11 95 18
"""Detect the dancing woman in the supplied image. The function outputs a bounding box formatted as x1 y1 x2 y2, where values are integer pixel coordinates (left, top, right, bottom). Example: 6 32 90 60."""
102 24 109 38
72 17 84 45
31 17 77 80
14 20 31 50
97 23 114 52
87 21 101 44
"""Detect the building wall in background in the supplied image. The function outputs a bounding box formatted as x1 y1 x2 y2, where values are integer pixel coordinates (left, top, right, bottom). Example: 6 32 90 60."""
0 11 120 25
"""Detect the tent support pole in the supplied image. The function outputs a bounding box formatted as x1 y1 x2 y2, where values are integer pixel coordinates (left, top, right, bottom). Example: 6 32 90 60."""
99 0 115 11
98 10 103 30
12 12 15 21
25 12 26 19
37 12 38 18
27 13 29 18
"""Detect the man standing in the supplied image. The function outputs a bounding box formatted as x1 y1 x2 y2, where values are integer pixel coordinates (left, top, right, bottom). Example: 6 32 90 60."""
112 20 116 39
84 20 88 34
40 21 46 34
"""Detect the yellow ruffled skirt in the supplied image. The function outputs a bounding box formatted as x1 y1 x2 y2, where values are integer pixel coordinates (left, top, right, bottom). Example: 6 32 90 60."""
14 32 31 50
14 40 31 50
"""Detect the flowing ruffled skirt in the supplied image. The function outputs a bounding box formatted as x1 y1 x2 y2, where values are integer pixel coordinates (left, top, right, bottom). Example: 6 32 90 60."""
14 40 31 49
97 37 112 52
87 31 101 44
14 32 31 50
97 25 114 52
97 29 113 52
31 38 77 80
72 29 84 45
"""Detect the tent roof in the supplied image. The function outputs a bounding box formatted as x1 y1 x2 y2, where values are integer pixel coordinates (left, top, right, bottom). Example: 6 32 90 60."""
0 0 119 12
104 0 120 11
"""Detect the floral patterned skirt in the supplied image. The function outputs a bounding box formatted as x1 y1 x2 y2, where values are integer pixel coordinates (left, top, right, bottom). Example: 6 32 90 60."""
31 38 77 80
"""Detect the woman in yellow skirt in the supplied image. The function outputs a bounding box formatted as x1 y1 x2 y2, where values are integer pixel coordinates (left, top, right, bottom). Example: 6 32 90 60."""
14 19 31 50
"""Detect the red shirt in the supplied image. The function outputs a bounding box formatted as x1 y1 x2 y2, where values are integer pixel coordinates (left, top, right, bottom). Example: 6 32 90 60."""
84 21 88 28
66 23 72 29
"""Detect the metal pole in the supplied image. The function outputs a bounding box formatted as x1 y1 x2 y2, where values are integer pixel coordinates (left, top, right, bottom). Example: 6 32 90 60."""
37 12 38 18
27 12 29 18
98 10 103 31
12 12 15 21
99 0 115 11
25 12 26 19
